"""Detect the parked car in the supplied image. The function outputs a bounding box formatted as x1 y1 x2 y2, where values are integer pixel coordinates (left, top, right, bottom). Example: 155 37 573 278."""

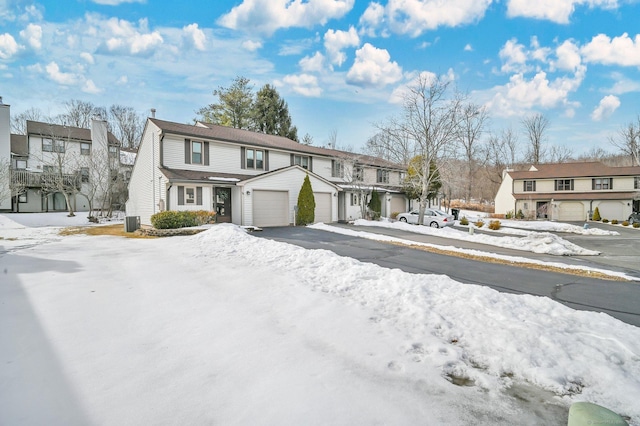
397 209 455 228
629 212 640 224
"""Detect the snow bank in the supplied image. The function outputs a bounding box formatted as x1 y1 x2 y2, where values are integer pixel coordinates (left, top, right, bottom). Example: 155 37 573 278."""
193 225 640 423
352 219 599 256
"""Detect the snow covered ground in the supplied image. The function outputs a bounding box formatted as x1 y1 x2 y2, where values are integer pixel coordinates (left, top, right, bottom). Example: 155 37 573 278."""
2 213 639 425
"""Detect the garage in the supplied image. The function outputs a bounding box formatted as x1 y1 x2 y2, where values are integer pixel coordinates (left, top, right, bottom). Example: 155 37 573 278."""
597 201 624 222
314 192 332 223
390 195 406 215
558 202 584 221
253 190 289 227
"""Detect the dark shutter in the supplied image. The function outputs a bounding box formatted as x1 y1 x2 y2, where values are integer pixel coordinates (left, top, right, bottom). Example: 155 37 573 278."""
241 147 246 169
571 179 574 190
533 181 536 191
184 139 191 164
290 153 294 166
524 181 528 191
592 179 596 190
196 187 202 205
264 150 269 171
178 186 185 205
204 142 209 165
309 157 313 172
609 178 613 190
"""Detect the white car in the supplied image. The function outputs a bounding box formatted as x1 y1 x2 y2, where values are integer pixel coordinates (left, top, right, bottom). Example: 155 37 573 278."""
397 209 455 228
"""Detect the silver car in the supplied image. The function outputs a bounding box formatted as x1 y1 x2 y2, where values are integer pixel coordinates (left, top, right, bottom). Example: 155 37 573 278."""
397 209 455 228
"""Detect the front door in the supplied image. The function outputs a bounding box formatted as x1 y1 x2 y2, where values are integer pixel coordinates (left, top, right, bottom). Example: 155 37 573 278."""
214 187 232 223
536 201 549 219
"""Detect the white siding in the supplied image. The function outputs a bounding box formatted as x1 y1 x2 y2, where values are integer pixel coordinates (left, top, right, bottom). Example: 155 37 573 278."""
494 173 515 215
126 122 162 226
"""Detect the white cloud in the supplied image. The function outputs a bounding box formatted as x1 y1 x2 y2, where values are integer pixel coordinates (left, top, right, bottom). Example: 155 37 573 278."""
604 72 640 95
299 51 325 72
506 0 619 24
581 33 640 67
389 70 438 104
464 44 473 52
45 61 77 85
499 39 528 73
183 23 206 51
324 26 359 67
0 33 20 59
92 16 163 57
553 40 581 71
80 52 95 64
218 0 355 36
116 75 128 85
362 0 492 38
82 79 102 94
346 43 403 88
19 23 42 49
242 40 262 52
485 67 585 117
591 95 620 121
281 73 322 97
91 0 146 5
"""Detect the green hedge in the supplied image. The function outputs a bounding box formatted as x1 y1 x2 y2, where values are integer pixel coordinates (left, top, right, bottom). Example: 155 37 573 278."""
151 210 216 229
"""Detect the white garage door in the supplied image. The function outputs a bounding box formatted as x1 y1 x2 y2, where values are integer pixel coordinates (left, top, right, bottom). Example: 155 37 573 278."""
598 201 624 221
314 192 332 223
391 195 406 215
558 202 584 221
253 190 289 227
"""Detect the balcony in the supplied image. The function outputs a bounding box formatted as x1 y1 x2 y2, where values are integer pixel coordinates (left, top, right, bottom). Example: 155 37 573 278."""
11 169 80 189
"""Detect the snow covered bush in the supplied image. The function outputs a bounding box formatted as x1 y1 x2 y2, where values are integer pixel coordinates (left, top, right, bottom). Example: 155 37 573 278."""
474 219 485 228
459 216 469 225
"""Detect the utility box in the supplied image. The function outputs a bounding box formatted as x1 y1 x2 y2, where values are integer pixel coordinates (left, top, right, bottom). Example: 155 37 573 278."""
124 216 140 232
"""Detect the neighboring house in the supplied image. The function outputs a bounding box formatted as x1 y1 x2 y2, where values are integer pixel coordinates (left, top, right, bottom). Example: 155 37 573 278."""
125 118 408 227
0 99 133 213
495 162 640 221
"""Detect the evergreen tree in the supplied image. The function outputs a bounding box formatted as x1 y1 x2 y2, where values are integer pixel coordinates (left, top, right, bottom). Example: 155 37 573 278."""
296 175 315 225
592 207 601 221
368 190 381 219
253 84 298 141
196 76 254 129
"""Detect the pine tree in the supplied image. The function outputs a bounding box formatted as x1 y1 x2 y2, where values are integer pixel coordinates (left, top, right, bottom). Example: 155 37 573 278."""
296 175 315 225
368 190 381 219
592 207 601 221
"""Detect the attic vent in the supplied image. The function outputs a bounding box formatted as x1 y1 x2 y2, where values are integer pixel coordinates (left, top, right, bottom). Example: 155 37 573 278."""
529 165 538 171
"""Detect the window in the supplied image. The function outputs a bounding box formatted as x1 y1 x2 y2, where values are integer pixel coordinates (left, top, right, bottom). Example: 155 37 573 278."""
294 155 310 169
245 149 264 170
331 160 344 178
555 179 573 191
16 159 27 169
592 178 612 190
186 187 195 204
350 193 360 206
42 138 64 153
43 165 55 173
109 146 118 158
376 169 389 184
80 167 89 183
523 180 536 192
18 193 27 203
399 172 406 182
192 141 202 164
635 176 640 190
353 166 363 182
81 143 91 155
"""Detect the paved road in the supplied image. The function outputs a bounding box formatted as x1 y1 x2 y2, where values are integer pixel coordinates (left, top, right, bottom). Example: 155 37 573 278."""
253 225 640 327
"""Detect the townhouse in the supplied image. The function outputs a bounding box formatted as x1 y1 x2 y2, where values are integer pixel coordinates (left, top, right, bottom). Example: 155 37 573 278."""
125 117 409 227
495 162 640 221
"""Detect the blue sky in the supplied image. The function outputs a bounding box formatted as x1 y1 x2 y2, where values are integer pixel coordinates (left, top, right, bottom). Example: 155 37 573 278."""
1 0 639 156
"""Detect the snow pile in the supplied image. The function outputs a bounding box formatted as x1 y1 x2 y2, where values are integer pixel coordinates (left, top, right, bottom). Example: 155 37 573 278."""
497 219 620 236
195 225 640 421
352 219 599 256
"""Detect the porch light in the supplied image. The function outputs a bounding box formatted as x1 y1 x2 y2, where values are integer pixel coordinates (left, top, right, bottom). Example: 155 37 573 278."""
246 190 251 195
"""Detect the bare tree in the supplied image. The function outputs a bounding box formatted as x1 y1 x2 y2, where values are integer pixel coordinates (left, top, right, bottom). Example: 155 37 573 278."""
609 117 640 166
482 128 519 186
10 107 46 135
376 74 463 224
38 138 82 217
548 145 574 163
300 133 314 145
57 99 106 128
457 103 488 202
522 113 549 164
109 105 144 149
365 124 413 166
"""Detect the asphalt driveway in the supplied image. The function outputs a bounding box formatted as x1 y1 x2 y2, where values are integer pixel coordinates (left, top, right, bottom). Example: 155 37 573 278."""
253 224 640 327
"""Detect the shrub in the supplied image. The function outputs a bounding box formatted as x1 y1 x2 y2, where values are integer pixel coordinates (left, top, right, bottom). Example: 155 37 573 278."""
602 218 609 223
296 175 316 226
474 220 485 228
459 216 469 225
611 219 618 225
193 210 217 225
515 209 525 219
488 220 501 230
634 222 640 229
390 212 400 220
151 210 196 229
505 210 514 219
622 221 629 226
368 190 381 218
592 207 601 221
